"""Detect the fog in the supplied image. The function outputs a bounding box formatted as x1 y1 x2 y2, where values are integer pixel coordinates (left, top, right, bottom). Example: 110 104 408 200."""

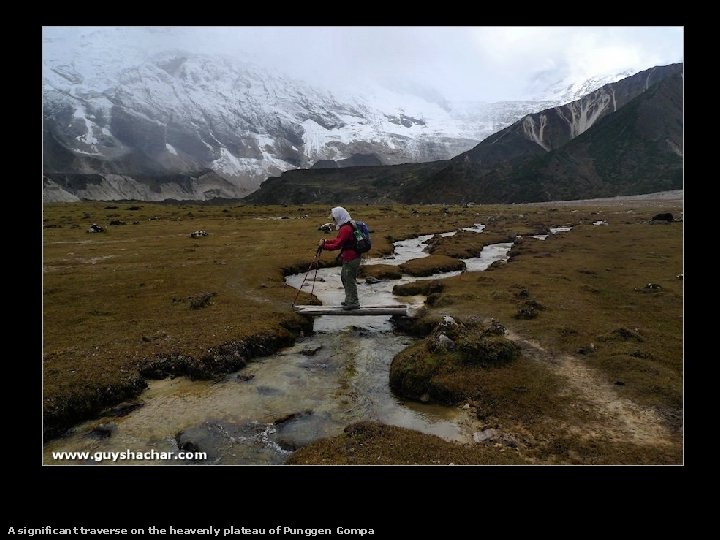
43 26 683 102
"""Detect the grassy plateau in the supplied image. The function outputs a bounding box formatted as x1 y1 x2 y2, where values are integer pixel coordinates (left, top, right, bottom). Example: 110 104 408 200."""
44 198 682 463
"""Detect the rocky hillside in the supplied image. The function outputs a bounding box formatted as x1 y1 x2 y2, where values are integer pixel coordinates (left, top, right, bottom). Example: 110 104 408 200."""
246 64 683 204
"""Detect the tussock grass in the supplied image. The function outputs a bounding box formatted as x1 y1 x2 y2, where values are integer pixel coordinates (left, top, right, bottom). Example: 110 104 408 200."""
427 230 515 258
287 421 526 465
44 199 682 464
358 264 403 280
399 255 465 276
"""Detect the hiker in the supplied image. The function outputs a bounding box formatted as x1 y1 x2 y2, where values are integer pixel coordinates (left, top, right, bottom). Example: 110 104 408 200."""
318 206 361 310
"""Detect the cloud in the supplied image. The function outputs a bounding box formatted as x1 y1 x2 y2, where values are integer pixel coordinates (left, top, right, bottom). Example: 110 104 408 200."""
43 26 683 102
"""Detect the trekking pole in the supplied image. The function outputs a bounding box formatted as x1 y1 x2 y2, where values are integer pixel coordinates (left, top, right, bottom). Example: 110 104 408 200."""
292 246 323 306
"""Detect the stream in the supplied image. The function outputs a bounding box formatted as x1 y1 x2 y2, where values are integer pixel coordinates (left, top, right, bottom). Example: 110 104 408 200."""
44 223 564 465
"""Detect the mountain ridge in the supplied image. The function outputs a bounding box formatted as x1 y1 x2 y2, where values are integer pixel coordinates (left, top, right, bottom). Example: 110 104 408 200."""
246 63 683 204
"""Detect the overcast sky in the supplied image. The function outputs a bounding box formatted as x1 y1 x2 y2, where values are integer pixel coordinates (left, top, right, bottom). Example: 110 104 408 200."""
43 26 683 102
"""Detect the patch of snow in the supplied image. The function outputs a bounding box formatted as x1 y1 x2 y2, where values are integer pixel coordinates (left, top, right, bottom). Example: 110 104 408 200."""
212 147 262 177
166 143 178 155
72 106 98 145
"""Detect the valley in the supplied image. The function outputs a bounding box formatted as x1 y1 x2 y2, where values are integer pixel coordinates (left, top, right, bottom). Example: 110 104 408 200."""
43 195 682 464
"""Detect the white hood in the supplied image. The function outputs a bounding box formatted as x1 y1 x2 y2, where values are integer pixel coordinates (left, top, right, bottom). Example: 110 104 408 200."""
330 207 352 230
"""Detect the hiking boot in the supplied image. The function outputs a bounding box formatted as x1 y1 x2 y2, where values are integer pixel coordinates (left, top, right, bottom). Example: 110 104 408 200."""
341 301 348 306
343 303 360 310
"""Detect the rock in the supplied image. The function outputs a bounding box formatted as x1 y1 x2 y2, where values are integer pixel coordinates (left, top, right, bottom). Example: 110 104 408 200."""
300 346 323 356
577 343 596 355
175 424 225 462
175 421 285 464
614 380 625 386
651 213 674 222
365 276 381 284
431 333 455 351
88 422 117 439
190 230 209 238
318 223 334 233
87 223 105 233
461 403 471 410
347 326 371 337
634 283 663 293
270 411 322 450
109 219 126 226
676 274 683 280
442 315 456 326
273 410 312 426
485 319 507 336
236 374 255 382
473 428 499 443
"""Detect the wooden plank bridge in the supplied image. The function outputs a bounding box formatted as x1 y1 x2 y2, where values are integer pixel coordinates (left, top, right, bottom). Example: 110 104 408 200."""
293 304 410 316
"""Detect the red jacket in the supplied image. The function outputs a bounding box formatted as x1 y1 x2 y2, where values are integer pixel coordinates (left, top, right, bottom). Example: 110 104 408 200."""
323 222 359 262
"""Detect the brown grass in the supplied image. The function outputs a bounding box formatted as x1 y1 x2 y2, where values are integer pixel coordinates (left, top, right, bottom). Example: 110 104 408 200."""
44 199 683 464
287 421 527 465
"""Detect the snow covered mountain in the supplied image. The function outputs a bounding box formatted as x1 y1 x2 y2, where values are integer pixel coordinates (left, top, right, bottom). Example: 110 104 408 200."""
528 68 639 104
42 29 560 202
42 28 653 202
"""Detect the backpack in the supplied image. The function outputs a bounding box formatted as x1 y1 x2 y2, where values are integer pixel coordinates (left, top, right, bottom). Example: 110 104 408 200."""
351 221 372 253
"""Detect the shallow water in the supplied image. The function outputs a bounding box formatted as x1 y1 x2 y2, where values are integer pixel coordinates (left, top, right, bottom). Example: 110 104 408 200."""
44 224 516 465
